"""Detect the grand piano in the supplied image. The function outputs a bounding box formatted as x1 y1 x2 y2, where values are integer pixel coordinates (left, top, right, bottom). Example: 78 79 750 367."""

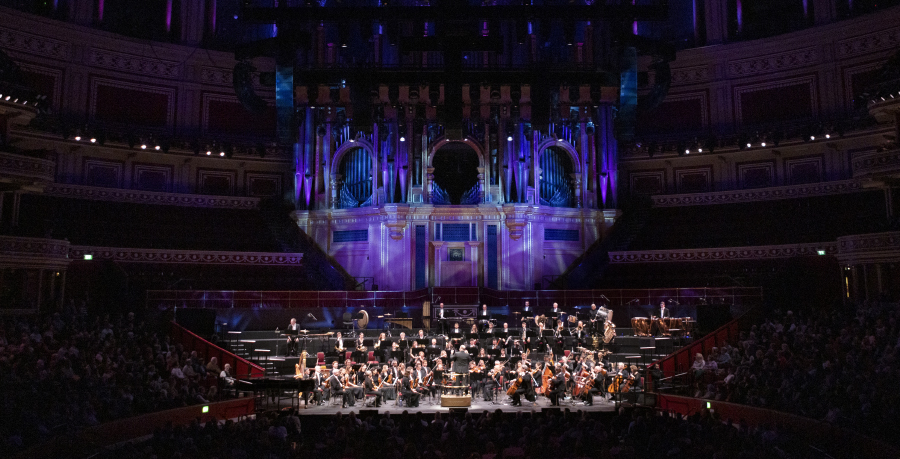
236 376 316 411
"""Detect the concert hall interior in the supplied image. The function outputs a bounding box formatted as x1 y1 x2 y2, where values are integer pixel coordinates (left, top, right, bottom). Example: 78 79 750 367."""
1 0 900 457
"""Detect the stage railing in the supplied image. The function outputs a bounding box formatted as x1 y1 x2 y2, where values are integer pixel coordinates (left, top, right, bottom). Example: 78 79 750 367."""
170 321 265 378
150 286 762 309
655 394 899 459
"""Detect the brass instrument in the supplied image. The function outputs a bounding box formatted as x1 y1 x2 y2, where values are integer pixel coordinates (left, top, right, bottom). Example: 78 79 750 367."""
534 315 548 329
568 315 578 323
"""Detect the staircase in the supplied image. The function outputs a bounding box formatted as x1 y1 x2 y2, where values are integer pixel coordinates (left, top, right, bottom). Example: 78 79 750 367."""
558 195 653 289
258 199 356 290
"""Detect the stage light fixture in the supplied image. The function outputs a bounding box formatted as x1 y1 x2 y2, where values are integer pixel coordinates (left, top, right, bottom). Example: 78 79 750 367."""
810 135 815 140
219 151 225 156
4 96 9 100
155 145 161 150
206 150 212 155
684 149 690 154
698 148 703 152
761 142 766 147
825 134 830 139
74 136 81 141
746 143 751 148
90 137 96 143
141 144 147 149
400 136 406 142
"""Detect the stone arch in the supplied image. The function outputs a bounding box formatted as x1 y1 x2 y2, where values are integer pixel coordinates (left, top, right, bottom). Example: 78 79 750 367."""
427 137 487 169
535 138 581 174
332 138 376 169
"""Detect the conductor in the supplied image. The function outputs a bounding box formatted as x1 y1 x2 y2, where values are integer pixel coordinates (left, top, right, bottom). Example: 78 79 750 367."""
450 345 471 394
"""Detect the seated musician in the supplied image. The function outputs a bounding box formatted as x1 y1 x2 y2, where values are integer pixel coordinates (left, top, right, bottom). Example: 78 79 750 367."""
343 366 364 402
363 370 383 407
398 332 408 348
375 333 387 349
286 318 301 356
329 368 353 408
451 322 462 338
379 364 396 400
547 365 566 406
416 329 427 343
509 364 535 406
482 362 502 401
469 323 479 335
485 321 495 335
585 364 608 406
384 341 400 363
428 338 441 352
334 332 345 352
522 300 533 317
310 366 326 405
502 322 511 335
400 368 420 407
437 302 446 319
490 338 501 351
413 361 431 397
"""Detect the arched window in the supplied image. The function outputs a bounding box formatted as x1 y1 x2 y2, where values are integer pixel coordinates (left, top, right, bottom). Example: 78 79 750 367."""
337 148 372 208
431 142 480 205
539 147 575 208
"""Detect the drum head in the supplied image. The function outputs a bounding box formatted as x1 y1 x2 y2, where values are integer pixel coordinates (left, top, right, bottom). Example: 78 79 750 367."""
356 310 370 329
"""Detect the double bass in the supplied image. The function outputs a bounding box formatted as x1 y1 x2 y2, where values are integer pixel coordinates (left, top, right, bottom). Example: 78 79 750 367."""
607 371 634 394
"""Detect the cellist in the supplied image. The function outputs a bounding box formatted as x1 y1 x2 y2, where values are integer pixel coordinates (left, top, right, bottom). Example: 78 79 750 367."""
584 363 608 406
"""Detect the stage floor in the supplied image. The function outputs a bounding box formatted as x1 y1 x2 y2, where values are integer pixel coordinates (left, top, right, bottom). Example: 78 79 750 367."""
264 393 621 415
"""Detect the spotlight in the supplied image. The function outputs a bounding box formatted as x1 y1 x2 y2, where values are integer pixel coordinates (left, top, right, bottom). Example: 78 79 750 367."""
399 136 406 142
90 138 96 143
349 139 355 142
140 144 147 149
698 148 703 152
825 134 830 139
154 145 161 150
810 135 815 140
4 96 9 100
746 143 752 148
507 136 513 141
761 142 766 147
219 151 225 157
206 150 212 156
684 149 690 154
74 136 81 141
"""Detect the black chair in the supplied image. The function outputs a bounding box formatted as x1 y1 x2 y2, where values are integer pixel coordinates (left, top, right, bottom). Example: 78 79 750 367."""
342 312 354 329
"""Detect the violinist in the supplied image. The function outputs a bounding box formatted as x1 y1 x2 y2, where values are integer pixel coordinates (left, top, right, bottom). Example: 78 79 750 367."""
330 368 353 408
380 364 396 401
343 365 364 401
363 370 383 407
483 362 501 401
400 368 420 407
310 366 327 405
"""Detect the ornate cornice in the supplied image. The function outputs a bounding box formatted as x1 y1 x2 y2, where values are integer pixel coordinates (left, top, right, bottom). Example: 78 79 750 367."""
852 149 900 180
0 151 55 183
88 48 181 79
0 236 71 268
38 184 261 209
836 232 900 265
69 246 303 265
609 242 837 263
651 179 865 207
837 27 900 57
727 46 820 77
0 26 71 59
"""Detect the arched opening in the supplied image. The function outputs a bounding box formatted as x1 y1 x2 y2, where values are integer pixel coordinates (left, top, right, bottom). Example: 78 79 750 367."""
540 146 575 207
431 142 480 205
337 148 372 208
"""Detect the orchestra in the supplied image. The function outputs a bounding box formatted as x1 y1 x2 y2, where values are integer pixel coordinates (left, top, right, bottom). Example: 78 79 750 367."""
278 301 682 409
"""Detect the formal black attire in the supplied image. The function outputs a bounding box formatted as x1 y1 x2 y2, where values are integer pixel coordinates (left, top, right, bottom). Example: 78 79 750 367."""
310 372 326 404
450 349 470 394
585 370 607 405
363 376 383 407
547 372 566 406
510 372 535 406
482 369 499 401
286 322 301 355
329 375 353 407
400 376 420 407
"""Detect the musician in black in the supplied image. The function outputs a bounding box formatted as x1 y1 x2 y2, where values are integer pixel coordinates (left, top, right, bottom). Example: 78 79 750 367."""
310 366 327 405
334 331 345 352
436 302 447 334
329 368 353 408
478 304 490 331
510 365 535 406
585 364 608 406
547 365 566 406
450 345 470 395
363 370 383 407
400 369 420 407
522 301 533 316
657 301 670 319
286 318 301 356
482 362 501 401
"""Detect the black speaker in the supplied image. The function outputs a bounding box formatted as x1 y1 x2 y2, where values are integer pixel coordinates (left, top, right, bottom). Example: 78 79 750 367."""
175 308 216 336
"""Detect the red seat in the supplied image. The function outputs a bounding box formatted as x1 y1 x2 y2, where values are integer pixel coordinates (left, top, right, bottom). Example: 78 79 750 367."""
367 351 378 365
345 351 354 363
563 350 571 358
316 352 325 367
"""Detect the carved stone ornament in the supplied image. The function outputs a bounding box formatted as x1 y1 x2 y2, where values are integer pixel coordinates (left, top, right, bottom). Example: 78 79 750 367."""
383 204 410 240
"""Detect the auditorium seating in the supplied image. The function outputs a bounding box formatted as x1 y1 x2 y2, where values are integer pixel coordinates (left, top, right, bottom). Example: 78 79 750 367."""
626 191 887 250
14 195 283 251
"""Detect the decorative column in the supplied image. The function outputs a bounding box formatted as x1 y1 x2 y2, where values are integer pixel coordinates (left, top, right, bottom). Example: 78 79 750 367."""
571 173 582 208
704 0 729 44
432 241 444 286
466 241 483 287
425 167 435 203
330 174 341 209
476 167 486 203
